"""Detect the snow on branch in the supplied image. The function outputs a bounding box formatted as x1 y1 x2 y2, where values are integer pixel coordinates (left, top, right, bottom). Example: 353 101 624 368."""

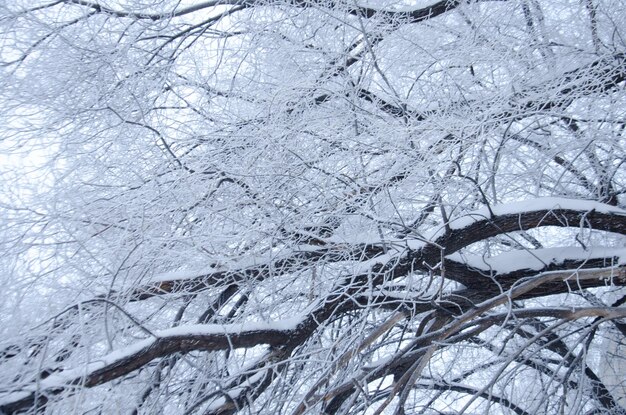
119 197 626 301
2 198 622 413
416 197 625 259
445 246 625 283
0 319 301 414
61 0 466 22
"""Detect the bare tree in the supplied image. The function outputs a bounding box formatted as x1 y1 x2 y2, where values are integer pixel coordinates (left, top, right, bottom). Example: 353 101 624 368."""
0 0 625 414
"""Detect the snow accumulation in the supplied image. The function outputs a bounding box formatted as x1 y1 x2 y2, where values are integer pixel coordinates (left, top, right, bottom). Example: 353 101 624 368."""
150 254 278 282
447 247 626 274
0 336 154 406
158 316 303 337
147 198 624 285
424 197 626 241
0 317 305 407
151 267 218 282
448 197 625 231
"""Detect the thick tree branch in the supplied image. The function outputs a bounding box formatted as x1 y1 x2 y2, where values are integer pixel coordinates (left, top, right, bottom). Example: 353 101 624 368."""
0 322 297 414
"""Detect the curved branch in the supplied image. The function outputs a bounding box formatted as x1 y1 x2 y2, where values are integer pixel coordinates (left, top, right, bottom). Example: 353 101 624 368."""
62 0 466 22
412 198 626 268
0 322 296 414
